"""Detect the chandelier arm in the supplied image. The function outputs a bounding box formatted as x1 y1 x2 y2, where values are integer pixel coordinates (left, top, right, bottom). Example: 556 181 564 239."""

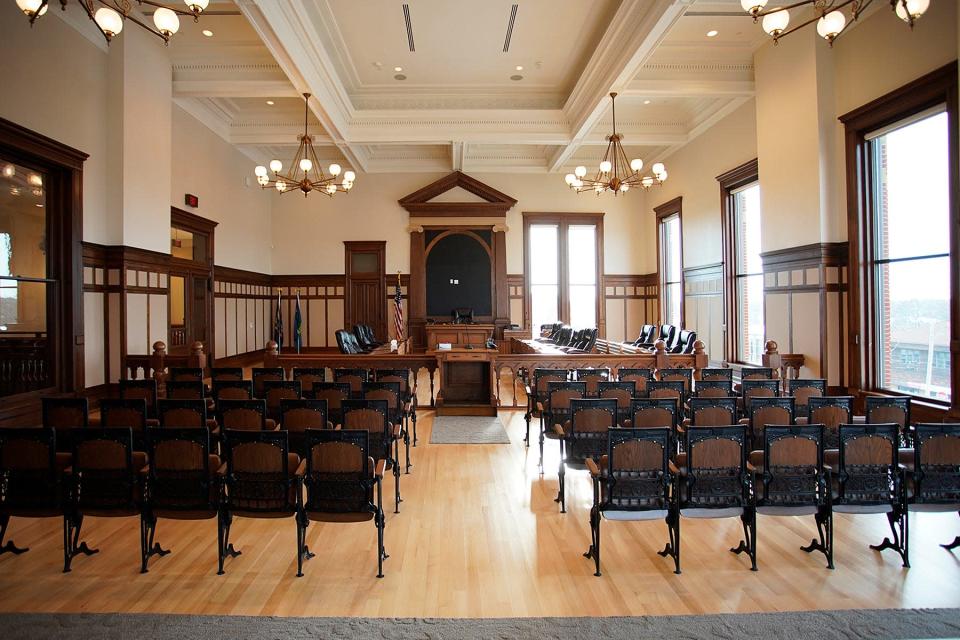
307 139 328 185
616 139 632 178
137 0 200 17
894 0 914 27
769 0 859 42
29 0 51 25
97 0 170 42
755 0 821 17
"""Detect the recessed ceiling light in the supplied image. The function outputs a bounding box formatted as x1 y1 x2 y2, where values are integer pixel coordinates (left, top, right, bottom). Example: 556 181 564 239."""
202 29 213 37
510 74 523 81
394 66 403 72
706 30 719 37
266 100 275 105
643 99 651 105
515 65 523 71
394 74 407 81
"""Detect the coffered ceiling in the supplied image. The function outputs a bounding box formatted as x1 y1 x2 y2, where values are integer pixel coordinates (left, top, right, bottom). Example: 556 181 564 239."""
161 0 767 174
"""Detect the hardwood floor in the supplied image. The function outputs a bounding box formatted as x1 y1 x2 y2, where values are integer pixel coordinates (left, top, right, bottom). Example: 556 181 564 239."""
1 375 958 617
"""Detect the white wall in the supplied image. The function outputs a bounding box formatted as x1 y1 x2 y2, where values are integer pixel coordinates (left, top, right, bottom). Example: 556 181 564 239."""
270 171 654 276
170 105 273 273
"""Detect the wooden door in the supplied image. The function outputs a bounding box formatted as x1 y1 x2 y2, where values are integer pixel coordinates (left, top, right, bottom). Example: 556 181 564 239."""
344 241 386 340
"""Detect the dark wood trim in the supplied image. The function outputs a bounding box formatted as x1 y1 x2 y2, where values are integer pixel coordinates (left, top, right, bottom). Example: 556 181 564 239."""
718 158 760 364
398 171 517 218
214 264 273 287
841 61 959 416
654 196 684 327
760 242 849 269
521 212 606 337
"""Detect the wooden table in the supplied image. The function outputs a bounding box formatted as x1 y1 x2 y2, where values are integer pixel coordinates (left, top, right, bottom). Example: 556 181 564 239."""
429 347 499 416
425 323 495 350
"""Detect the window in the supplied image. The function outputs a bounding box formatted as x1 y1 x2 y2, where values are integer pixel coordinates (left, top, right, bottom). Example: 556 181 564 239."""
718 159 763 364
0 232 16 326
841 63 957 407
655 197 683 327
524 213 603 337
869 109 951 401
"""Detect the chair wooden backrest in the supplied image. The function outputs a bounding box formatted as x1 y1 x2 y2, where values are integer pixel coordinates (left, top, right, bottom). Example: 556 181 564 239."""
600 428 672 513
598 381 635 425
42 397 89 430
574 368 610 397
362 382 403 426
70 428 140 513
628 398 678 429
647 380 685 402
311 382 352 425
617 368 652 396
341 399 393 467
531 368 568 408
807 396 853 448
911 423 960 508
99 398 148 432
120 379 158 416
375 369 412 399
742 379 780 407
212 380 253 401
166 380 206 401
701 368 734 382
657 368 693 394
746 397 795 444
785 379 826 410
0 427 62 513
545 381 586 424
252 367 285 398
210 367 244 382
304 429 375 516
280 399 329 432
223 429 297 514
145 427 218 513
157 399 208 428
689 397 738 427
679 425 748 510
565 398 617 464
834 423 899 507
292 368 326 395
694 379 734 398
263 380 302 413
333 368 369 395
865 396 911 438
756 424 825 509
741 367 774 381
217 399 268 431
168 367 204 383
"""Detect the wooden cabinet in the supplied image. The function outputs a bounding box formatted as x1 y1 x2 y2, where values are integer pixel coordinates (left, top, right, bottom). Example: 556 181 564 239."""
425 323 494 350
431 348 498 416
500 329 529 353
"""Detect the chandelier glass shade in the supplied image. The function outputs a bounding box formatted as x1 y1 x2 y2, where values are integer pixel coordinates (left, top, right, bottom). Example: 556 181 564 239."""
563 93 666 196
15 0 209 44
253 93 356 198
742 0 931 46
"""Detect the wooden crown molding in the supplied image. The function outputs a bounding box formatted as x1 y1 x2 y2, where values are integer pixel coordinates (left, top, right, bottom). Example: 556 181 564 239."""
398 171 518 218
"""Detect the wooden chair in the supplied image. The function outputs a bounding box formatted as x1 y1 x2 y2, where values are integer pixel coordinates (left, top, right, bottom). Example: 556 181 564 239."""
830 423 908 567
376 369 417 447
647 380 685 405
292 367 326 396
741 396 795 451
219 429 305 576
311 382 352 429
168 367 204 383
210 367 244 382
597 381 635 426
700 368 733 382
342 399 402 514
803 396 853 448
866 396 911 445
166 380 206 401
741 367 774 381
98 398 151 449
280 399 330 457
301 429 388 578
216 399 275 431
663 425 754 574
658 368 693 397
627 398 679 430
584 428 674 577
524 368 568 448
751 424 832 568
252 367 285 399
263 380 302 422
0 428 70 557
541 381 586 472
556 398 617 513
157 398 212 430
907 423 960 555
212 380 253 402
42 397 89 452
741 379 780 413
617 367 652 397
573 368 610 397
785 379 826 413
333 368 369 396
693 380 734 399
141 427 223 573
687 397 738 427
119 379 159 418
63 428 148 572
363 381 410 474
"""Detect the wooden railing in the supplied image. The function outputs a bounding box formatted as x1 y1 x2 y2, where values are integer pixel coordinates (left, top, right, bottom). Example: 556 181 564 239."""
123 341 208 385
761 339 805 383
0 333 51 396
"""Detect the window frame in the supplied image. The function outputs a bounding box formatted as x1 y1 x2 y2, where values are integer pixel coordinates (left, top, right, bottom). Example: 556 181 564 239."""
522 212 604 336
718 158 761 365
655 196 684 327
840 62 959 414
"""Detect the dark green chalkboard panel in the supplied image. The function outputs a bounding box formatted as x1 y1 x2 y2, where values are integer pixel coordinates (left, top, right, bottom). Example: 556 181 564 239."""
426 233 492 317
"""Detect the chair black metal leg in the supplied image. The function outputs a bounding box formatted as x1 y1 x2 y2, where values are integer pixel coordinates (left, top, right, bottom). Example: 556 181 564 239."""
943 537 960 550
538 415 545 472
376 477 387 578
62 514 98 573
217 510 241 576
0 514 29 555
657 510 681 574
870 509 909 567
524 410 531 447
411 410 418 447
140 514 170 574
296 511 313 578
394 460 401 514
801 507 834 569
404 413 412 474
730 509 758 570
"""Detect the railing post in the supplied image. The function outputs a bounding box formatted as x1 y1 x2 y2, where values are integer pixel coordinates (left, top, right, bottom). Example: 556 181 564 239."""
693 339 708 377
188 341 207 372
654 339 669 371
151 341 167 388
265 340 279 368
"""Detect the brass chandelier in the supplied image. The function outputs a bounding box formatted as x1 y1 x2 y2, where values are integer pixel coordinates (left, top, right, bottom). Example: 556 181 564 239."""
254 93 355 198
741 0 930 46
564 93 666 196
15 0 209 44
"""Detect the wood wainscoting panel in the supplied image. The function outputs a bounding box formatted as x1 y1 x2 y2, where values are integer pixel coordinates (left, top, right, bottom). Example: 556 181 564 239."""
683 263 723 361
603 274 657 343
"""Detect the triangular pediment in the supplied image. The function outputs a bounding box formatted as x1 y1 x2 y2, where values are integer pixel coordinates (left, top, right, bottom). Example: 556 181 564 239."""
398 171 517 217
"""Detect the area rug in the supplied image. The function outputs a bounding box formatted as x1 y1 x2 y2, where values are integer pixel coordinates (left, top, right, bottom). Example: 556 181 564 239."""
2 609 959 640
429 415 510 444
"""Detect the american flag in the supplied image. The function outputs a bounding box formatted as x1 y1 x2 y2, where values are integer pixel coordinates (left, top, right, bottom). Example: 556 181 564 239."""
394 272 404 340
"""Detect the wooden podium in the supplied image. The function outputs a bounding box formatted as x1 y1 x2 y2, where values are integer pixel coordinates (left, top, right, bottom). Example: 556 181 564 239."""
430 347 498 416
424 323 495 350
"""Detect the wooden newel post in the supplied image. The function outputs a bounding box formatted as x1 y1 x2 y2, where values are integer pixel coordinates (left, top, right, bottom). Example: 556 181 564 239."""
265 340 279 367
654 339 669 371
762 340 781 377
693 339 708 375
188 341 206 371
151 341 167 386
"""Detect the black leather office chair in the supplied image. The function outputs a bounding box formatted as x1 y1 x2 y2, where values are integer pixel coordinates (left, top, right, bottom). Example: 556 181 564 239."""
353 324 381 349
452 308 474 324
671 329 697 354
336 329 366 354
633 324 657 346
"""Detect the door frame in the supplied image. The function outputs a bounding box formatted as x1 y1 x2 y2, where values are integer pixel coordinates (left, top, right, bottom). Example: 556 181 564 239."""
343 241 386 340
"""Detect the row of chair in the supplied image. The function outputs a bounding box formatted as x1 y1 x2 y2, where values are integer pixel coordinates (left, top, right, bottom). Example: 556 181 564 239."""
535 324 598 353
335 324 382 354
575 419 959 576
632 324 698 354
0 425 390 578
